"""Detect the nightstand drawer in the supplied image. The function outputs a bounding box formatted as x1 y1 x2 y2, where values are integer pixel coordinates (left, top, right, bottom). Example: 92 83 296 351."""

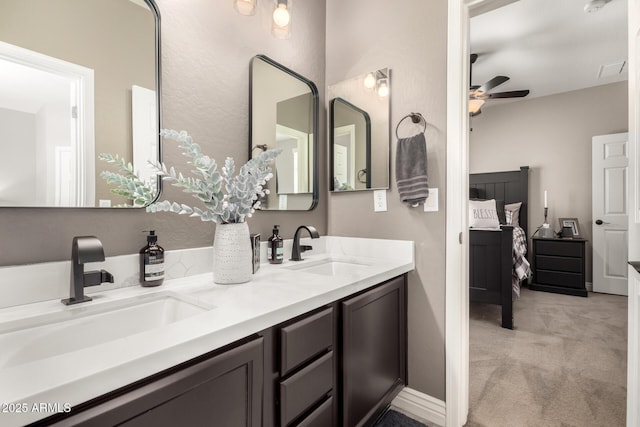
536 269 583 288
536 255 582 273
536 240 582 257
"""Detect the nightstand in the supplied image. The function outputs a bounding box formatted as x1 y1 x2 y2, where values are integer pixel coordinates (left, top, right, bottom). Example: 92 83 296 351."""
531 237 588 297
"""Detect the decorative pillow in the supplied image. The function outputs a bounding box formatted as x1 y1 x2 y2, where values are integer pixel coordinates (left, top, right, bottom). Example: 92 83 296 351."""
505 209 513 225
505 202 522 226
469 199 500 228
471 198 506 224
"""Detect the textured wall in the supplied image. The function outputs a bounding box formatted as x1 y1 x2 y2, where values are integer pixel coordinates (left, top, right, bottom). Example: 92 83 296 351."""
0 0 327 265
470 81 628 283
326 0 448 400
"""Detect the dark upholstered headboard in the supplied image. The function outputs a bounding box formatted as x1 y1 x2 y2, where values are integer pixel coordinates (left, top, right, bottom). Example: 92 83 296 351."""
470 166 530 238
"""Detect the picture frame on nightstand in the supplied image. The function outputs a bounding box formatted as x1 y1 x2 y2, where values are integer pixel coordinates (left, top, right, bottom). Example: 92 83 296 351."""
558 218 581 238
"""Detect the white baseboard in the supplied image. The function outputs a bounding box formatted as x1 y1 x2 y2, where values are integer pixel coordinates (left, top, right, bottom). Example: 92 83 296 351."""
391 387 446 427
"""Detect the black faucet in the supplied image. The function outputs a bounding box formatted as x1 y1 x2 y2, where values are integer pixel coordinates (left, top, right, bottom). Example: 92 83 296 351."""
62 236 114 305
290 225 320 261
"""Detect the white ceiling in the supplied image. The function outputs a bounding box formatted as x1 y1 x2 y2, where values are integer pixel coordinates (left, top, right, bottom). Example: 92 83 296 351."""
470 0 628 107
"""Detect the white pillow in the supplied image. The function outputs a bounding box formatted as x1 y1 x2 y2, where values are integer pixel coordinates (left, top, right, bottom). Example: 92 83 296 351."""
469 199 500 228
505 202 522 226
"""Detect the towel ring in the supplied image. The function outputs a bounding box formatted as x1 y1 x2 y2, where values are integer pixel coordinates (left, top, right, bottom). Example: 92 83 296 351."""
395 112 426 139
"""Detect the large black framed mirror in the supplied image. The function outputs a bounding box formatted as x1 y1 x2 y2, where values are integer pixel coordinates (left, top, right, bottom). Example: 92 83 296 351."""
328 68 390 192
0 0 161 208
249 54 318 211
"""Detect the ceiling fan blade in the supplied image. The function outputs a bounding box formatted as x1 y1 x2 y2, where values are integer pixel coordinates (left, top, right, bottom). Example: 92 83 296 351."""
477 76 509 93
487 90 530 99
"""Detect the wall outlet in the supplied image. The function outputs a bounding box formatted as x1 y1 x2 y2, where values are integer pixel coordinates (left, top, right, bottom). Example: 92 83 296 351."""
373 190 387 212
424 188 439 212
99 200 112 207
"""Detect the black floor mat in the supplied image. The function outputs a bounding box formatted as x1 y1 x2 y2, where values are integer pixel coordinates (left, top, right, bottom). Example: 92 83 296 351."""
374 409 428 427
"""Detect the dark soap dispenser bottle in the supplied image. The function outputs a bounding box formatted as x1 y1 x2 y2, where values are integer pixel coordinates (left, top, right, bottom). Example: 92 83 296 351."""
140 230 165 286
267 225 284 264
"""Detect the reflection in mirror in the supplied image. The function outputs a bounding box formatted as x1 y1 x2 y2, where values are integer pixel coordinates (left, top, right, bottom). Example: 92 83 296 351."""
0 0 160 208
329 98 371 191
328 68 390 192
250 55 318 211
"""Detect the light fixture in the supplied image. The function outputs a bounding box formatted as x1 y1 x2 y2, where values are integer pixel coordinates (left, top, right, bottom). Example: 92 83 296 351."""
272 0 291 39
234 0 256 16
584 0 606 13
363 72 376 89
377 79 389 97
468 99 485 115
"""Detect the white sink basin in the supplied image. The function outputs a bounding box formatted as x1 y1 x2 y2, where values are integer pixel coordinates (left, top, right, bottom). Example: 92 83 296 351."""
0 292 210 369
285 258 372 276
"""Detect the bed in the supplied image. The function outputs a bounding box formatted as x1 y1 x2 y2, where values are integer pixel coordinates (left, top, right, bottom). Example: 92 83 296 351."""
469 166 529 329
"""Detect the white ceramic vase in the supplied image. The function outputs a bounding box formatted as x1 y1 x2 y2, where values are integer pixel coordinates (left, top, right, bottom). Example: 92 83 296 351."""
212 222 252 284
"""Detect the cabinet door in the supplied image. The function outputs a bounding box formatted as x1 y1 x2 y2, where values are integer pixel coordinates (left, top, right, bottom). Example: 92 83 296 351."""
50 337 263 427
341 276 407 427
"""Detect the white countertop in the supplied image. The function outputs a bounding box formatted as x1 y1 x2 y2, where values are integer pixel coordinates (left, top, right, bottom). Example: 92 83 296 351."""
0 236 414 426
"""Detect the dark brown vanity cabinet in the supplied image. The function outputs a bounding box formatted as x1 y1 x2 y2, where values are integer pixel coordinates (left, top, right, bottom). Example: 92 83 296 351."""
263 306 337 427
341 275 407 427
45 337 264 427
40 275 407 427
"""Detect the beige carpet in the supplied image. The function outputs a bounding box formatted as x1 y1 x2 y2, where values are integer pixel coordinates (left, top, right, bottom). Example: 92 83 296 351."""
466 286 627 427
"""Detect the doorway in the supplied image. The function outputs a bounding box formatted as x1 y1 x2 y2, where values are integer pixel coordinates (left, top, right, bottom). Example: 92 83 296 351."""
445 0 637 426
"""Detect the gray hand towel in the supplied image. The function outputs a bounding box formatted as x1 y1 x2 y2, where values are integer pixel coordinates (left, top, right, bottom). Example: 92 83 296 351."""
396 132 429 206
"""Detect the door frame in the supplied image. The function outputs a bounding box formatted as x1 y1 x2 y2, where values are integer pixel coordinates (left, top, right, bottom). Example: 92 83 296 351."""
445 1 638 426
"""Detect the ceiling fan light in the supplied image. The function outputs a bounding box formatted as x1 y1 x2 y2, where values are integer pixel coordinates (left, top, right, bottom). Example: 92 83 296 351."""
469 99 485 114
584 0 606 13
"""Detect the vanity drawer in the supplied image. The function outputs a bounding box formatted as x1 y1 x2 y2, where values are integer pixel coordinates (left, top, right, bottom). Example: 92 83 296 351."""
280 307 333 376
295 396 333 427
280 351 333 426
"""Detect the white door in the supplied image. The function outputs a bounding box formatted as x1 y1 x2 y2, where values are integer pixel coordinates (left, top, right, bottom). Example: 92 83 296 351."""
592 132 629 295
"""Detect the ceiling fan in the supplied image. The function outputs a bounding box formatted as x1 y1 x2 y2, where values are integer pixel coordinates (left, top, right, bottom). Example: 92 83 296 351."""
469 53 530 116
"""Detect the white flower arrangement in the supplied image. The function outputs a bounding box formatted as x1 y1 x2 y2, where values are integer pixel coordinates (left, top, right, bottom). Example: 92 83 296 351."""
99 129 282 224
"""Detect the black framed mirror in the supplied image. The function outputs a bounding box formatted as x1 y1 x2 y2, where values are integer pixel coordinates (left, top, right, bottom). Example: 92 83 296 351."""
329 98 371 191
249 54 318 210
328 68 390 192
0 0 161 208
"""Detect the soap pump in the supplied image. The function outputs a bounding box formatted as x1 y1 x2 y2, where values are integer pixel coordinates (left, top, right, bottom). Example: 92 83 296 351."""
268 225 284 264
140 230 165 286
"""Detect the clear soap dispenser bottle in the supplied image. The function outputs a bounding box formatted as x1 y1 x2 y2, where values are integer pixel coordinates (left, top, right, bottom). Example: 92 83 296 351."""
267 225 284 264
140 230 165 286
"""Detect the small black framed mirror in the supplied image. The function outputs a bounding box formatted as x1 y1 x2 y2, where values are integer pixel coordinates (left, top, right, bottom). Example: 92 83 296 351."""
328 68 390 192
329 98 371 191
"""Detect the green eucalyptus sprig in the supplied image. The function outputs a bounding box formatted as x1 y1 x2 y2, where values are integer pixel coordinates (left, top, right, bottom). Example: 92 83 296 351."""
99 129 282 224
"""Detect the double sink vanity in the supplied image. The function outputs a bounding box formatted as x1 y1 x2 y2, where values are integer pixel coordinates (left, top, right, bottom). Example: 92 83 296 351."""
0 236 414 426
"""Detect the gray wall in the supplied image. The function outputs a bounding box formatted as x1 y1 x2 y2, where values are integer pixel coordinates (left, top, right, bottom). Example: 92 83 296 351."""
0 0 327 265
470 81 628 283
326 0 448 400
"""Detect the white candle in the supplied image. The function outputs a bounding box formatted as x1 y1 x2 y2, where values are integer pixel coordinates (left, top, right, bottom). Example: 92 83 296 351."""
544 190 548 208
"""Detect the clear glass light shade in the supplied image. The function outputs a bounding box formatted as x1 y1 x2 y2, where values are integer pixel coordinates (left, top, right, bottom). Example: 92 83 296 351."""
363 72 376 89
272 0 291 39
377 80 389 97
234 0 257 15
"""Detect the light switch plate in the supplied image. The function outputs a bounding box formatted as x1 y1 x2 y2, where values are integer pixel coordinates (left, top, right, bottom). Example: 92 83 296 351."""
373 190 387 212
424 188 439 212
